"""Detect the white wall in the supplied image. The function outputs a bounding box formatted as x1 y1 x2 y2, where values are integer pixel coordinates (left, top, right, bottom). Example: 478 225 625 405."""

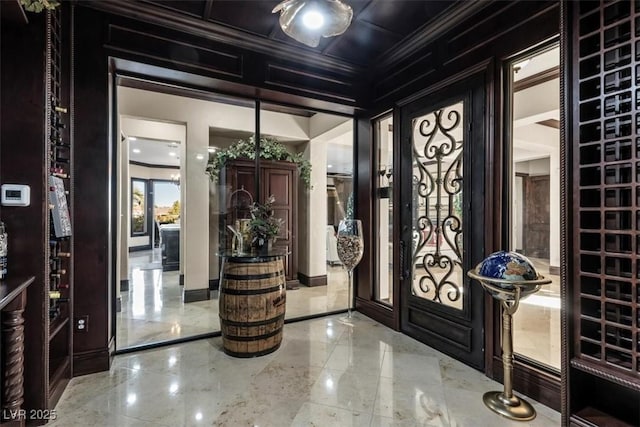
119 86 354 290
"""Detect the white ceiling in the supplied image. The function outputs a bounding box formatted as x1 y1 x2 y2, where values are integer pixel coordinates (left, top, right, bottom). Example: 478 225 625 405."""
128 137 181 166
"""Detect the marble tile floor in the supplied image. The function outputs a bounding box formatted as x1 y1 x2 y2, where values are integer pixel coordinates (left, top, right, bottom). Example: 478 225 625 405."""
52 313 560 427
118 250 561 373
117 250 349 349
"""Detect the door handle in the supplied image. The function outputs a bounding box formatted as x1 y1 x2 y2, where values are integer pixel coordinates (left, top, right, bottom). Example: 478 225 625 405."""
399 240 411 281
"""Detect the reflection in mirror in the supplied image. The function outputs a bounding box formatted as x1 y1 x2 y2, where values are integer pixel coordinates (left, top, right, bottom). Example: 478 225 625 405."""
509 44 561 371
115 82 355 351
130 179 147 235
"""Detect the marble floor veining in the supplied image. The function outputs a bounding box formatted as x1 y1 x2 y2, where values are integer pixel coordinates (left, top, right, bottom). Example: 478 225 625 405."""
118 250 562 373
117 250 349 348
53 313 560 426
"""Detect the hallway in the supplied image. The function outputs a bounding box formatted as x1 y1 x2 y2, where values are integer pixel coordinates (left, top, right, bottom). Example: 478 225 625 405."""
54 314 559 426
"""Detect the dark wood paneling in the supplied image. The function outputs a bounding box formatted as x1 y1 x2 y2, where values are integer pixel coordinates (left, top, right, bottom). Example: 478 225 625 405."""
183 289 210 303
142 0 207 19
372 1 559 107
72 348 110 377
407 308 472 351
1 12 48 414
265 63 356 104
297 273 327 287
73 5 112 376
492 356 561 412
0 0 28 25
354 116 373 304
107 24 244 78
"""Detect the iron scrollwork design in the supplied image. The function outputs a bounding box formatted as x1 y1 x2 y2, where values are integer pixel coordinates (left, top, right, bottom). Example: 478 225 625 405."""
411 105 464 306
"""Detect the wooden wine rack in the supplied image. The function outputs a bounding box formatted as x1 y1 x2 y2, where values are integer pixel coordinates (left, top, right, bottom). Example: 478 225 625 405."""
45 6 72 408
568 0 640 425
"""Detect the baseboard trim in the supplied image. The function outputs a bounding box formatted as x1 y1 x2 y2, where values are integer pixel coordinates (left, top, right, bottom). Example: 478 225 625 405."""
116 296 122 312
183 288 210 303
120 279 129 292
179 274 184 286
209 278 219 290
549 265 560 275
73 348 110 376
297 273 327 287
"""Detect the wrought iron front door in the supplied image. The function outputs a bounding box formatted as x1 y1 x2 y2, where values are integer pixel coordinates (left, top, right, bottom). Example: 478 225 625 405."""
399 77 485 369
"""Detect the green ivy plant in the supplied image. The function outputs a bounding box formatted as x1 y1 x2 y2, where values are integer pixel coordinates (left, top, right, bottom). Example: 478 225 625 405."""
206 136 312 189
248 195 284 247
20 0 60 13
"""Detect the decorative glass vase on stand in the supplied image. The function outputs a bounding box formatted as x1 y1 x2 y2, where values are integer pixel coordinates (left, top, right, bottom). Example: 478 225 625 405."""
336 219 364 324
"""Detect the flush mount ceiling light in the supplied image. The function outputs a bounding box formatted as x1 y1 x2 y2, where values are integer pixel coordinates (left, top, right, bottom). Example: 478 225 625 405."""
272 0 353 48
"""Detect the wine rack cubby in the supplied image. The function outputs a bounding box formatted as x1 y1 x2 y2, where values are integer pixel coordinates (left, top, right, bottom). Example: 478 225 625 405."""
568 0 640 425
45 5 72 406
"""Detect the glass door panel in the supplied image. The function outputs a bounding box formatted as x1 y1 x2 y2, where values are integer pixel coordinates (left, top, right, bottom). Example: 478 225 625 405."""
411 102 464 310
400 75 485 369
374 113 394 306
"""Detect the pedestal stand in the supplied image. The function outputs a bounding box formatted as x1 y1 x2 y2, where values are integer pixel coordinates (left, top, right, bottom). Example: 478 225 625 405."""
467 270 551 421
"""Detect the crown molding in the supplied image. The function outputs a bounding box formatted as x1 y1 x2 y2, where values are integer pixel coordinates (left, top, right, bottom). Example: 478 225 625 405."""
78 0 363 76
374 0 495 73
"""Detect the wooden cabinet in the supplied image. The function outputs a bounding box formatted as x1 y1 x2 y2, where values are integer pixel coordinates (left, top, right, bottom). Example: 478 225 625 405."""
564 1 640 425
220 159 299 286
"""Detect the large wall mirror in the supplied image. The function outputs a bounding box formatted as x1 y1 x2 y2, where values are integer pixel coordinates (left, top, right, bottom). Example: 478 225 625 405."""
115 82 353 350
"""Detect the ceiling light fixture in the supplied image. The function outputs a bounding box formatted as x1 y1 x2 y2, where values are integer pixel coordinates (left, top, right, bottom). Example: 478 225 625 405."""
132 148 141 154
128 136 137 141
168 152 176 157
272 0 353 48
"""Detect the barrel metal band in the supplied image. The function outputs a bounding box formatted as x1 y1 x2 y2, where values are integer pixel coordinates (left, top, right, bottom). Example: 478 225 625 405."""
220 284 284 295
222 270 284 281
224 328 282 342
221 313 285 327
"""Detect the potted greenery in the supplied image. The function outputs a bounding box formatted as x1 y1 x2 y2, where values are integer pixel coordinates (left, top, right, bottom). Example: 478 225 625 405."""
248 195 284 254
206 135 312 189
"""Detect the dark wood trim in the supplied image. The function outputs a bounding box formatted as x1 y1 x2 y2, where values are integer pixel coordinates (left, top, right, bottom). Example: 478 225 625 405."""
0 0 28 25
209 278 218 290
129 160 179 170
73 348 110 377
442 3 559 68
355 298 396 331
559 1 571 424
375 1 491 73
183 288 210 303
112 58 360 115
297 273 327 287
397 58 493 107
537 118 560 129
120 279 129 292
514 65 559 92
82 0 362 76
128 245 150 252
491 356 561 412
179 274 184 287
115 296 121 313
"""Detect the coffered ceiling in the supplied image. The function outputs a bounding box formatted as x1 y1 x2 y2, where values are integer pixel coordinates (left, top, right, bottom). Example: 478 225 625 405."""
138 0 461 67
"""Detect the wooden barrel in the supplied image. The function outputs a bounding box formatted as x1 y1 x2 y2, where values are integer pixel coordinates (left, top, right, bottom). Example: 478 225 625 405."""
219 255 286 357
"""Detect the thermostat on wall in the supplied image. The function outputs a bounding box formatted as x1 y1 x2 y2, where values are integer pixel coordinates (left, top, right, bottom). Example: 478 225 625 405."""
1 184 31 207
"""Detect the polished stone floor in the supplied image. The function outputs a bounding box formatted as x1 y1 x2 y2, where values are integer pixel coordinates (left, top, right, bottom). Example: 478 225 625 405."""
116 250 348 348
53 313 560 426
117 251 561 372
